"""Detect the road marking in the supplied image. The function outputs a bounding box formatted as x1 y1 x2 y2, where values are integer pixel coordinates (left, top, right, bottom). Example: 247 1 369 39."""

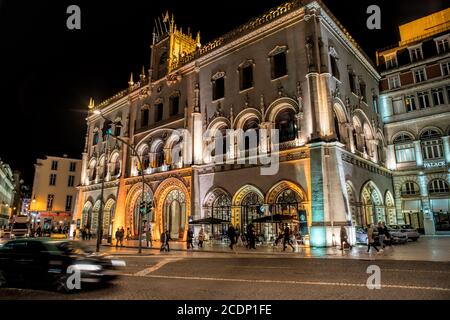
140 274 450 292
134 258 182 276
383 268 450 274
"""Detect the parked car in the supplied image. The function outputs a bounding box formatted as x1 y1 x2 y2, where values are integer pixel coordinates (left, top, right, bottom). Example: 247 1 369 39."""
0 239 125 292
355 226 407 245
389 224 420 241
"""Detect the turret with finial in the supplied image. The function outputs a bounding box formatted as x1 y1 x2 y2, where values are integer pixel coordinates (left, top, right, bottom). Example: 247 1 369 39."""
88 97 95 111
128 72 134 88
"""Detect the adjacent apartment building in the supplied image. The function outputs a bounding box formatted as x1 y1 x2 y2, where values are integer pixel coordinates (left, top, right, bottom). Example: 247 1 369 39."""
377 8 450 234
0 161 15 228
74 0 394 247
30 155 82 230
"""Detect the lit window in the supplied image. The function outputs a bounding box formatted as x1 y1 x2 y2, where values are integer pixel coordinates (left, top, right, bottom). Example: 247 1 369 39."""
432 88 445 106
384 54 397 69
414 68 426 83
388 75 400 90
47 194 54 211
405 95 417 112
393 134 415 163
401 182 420 196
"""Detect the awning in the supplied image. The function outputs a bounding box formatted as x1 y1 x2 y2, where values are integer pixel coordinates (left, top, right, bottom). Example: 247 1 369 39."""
189 217 230 225
251 214 299 224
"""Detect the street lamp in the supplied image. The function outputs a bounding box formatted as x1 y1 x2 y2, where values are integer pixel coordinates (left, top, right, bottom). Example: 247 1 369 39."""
94 109 147 254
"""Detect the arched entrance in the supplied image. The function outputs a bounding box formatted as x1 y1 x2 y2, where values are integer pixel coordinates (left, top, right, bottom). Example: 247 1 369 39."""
81 201 93 229
361 181 384 226
153 177 191 241
266 180 308 241
103 198 116 240
203 188 232 238
91 200 101 234
385 191 396 225
163 189 186 240
345 181 359 226
125 183 153 237
232 185 264 235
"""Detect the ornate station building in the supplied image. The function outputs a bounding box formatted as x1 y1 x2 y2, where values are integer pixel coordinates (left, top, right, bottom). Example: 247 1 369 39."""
74 0 395 247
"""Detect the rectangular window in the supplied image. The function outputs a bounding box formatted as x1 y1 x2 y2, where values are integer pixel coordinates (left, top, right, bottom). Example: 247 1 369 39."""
359 82 367 102
212 77 225 100
422 140 443 160
271 51 287 79
432 88 445 106
385 54 397 69
395 144 416 163
240 65 254 91
409 47 423 62
51 160 58 171
349 72 357 93
169 96 180 117
114 126 121 137
68 175 75 187
49 174 57 186
392 98 405 115
155 103 164 122
414 68 426 83
69 162 76 172
405 95 417 112
330 55 340 79
46 194 54 211
372 96 379 114
141 108 149 127
418 91 430 109
436 38 449 54
388 75 400 90
441 62 450 76
65 195 73 212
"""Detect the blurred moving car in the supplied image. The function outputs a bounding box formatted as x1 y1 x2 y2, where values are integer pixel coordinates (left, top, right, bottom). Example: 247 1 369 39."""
389 224 420 241
0 239 125 292
384 226 408 244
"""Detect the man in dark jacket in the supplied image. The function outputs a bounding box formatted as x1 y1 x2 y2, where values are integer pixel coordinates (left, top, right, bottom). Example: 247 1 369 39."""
283 225 295 251
227 225 236 250
115 228 121 248
187 229 194 249
247 223 256 249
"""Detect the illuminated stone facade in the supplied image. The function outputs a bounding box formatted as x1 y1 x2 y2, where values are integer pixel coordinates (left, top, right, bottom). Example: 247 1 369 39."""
75 0 394 246
377 8 450 235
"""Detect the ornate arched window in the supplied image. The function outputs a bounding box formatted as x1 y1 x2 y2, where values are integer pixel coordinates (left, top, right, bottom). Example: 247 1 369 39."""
421 129 443 160
401 181 420 196
243 119 260 151
428 179 450 195
163 189 186 240
155 143 165 168
393 133 415 163
275 109 297 143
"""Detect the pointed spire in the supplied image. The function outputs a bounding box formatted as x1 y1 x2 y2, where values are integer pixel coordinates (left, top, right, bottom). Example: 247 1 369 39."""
163 11 169 23
88 97 95 110
140 66 146 81
128 72 134 87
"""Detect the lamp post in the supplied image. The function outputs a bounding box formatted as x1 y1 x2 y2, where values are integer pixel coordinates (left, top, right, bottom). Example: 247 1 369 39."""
96 129 109 252
94 110 147 254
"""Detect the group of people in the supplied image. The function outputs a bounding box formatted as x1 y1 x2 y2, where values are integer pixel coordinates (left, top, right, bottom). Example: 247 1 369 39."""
186 228 205 249
366 221 391 253
115 227 125 247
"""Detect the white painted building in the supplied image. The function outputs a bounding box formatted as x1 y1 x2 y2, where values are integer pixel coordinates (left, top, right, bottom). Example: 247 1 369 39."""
75 0 394 247
0 161 15 228
377 8 450 235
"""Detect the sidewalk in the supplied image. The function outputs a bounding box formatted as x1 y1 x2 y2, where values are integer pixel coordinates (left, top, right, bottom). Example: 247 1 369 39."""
87 236 450 262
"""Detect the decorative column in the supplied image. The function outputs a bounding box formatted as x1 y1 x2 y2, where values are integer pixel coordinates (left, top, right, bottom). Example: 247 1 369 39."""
414 140 424 167
418 172 435 235
346 124 355 153
442 136 450 164
386 144 396 170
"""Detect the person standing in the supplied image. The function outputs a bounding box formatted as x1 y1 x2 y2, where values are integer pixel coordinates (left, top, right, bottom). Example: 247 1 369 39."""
367 224 380 253
340 225 352 250
187 229 194 249
247 223 256 249
160 230 167 251
164 230 172 252
115 228 121 248
283 225 295 251
198 228 204 248
227 225 236 250
119 227 125 247
377 222 386 249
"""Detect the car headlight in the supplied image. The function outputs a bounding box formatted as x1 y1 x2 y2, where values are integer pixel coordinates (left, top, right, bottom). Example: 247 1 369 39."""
70 264 102 272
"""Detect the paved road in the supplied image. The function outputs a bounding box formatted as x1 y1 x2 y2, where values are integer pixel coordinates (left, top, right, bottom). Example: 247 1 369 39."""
1 253 449 300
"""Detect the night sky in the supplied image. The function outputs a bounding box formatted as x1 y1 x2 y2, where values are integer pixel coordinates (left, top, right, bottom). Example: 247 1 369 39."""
0 0 447 184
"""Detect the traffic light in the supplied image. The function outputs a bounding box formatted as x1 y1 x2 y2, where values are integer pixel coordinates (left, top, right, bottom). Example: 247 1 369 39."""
139 201 146 214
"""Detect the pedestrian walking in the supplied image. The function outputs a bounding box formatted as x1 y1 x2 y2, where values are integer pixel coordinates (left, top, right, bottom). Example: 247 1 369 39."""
377 221 386 249
340 225 352 250
246 223 256 249
198 228 204 248
126 227 131 241
164 230 172 252
160 231 166 251
367 224 380 253
187 229 194 249
72 229 76 240
283 225 295 251
227 225 236 250
119 227 124 247
115 228 121 247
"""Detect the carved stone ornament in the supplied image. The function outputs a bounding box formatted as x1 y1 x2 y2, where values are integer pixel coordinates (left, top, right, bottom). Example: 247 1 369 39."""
211 71 225 81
